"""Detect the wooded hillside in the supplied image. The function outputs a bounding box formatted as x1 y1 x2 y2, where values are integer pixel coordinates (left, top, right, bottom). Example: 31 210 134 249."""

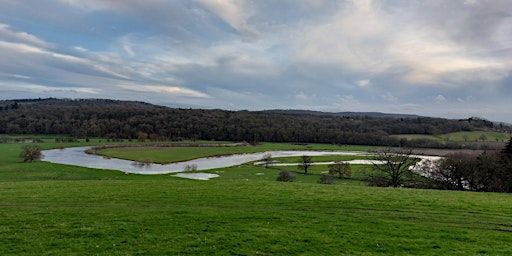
0 98 506 147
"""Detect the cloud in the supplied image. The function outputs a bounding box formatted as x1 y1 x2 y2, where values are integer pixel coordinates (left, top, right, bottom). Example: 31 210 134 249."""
295 91 308 100
0 23 49 47
294 0 512 87
117 84 210 98
336 94 359 105
195 0 256 36
435 94 447 103
356 79 371 87
382 92 398 102
0 22 209 99
0 81 101 94
54 0 158 12
2 1 512 122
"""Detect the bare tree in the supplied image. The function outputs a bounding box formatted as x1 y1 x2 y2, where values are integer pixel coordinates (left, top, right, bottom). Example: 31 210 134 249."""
298 155 312 174
372 149 415 188
262 153 272 168
328 161 352 179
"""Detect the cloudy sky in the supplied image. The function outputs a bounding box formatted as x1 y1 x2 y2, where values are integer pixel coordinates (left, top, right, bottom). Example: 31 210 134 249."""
0 0 511 121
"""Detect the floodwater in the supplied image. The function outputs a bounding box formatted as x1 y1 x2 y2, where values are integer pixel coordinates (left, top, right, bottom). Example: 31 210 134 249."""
41 147 441 179
253 160 388 166
174 173 220 180
41 146 370 175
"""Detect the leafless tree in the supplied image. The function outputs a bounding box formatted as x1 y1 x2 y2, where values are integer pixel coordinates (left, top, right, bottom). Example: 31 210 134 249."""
298 155 312 174
298 156 312 174
262 153 272 168
372 149 415 188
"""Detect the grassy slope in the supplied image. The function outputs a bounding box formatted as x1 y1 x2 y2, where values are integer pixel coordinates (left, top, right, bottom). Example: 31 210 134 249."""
2 179 512 255
1 138 512 255
97 143 375 164
392 131 511 142
0 139 154 181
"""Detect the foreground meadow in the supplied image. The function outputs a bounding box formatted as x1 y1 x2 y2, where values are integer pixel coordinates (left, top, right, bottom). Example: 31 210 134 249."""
0 138 511 255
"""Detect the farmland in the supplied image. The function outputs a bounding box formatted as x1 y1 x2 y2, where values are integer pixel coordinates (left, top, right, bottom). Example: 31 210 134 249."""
392 131 511 143
1 138 512 254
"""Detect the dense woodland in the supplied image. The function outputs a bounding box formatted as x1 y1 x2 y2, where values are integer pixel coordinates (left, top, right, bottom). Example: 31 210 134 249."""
0 98 508 148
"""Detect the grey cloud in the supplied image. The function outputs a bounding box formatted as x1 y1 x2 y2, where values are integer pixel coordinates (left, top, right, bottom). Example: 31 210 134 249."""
1 0 512 122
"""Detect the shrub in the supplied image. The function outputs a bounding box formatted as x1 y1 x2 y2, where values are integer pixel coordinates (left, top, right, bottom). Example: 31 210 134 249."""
184 164 198 172
277 170 295 182
132 159 152 167
21 145 42 162
318 175 336 184
367 176 391 187
328 161 352 179
84 148 97 155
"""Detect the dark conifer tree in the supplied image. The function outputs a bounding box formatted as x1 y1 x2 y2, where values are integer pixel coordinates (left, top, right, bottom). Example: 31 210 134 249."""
504 138 512 156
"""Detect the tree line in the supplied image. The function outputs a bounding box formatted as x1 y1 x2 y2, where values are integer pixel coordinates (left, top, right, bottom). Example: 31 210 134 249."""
365 139 512 193
426 138 512 192
0 98 507 148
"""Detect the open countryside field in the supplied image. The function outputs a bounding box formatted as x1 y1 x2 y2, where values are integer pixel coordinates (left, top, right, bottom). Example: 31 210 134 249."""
391 131 511 143
97 143 376 164
4 1 512 254
3 179 512 255
1 138 512 254
269 155 378 163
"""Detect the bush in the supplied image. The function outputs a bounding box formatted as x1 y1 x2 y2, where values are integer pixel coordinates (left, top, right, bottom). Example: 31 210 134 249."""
21 145 42 162
184 164 198 172
328 161 352 179
318 175 336 184
277 170 295 182
132 159 152 167
367 176 391 187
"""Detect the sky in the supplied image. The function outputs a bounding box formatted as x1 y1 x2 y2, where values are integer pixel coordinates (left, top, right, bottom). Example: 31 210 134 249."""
0 0 511 122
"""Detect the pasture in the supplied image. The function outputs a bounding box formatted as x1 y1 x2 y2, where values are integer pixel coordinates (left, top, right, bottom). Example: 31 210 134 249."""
96 143 375 164
0 137 511 255
392 131 511 143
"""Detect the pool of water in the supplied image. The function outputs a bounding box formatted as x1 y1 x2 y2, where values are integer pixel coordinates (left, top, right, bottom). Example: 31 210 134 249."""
174 173 220 180
41 147 441 178
41 146 371 175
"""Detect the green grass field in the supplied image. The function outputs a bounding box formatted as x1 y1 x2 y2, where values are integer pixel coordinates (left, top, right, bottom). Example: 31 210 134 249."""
1 137 512 255
392 131 511 143
270 155 378 163
97 143 375 164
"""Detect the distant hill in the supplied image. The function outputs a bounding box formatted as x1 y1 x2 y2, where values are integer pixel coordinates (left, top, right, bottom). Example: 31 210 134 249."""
0 98 508 148
263 109 420 119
